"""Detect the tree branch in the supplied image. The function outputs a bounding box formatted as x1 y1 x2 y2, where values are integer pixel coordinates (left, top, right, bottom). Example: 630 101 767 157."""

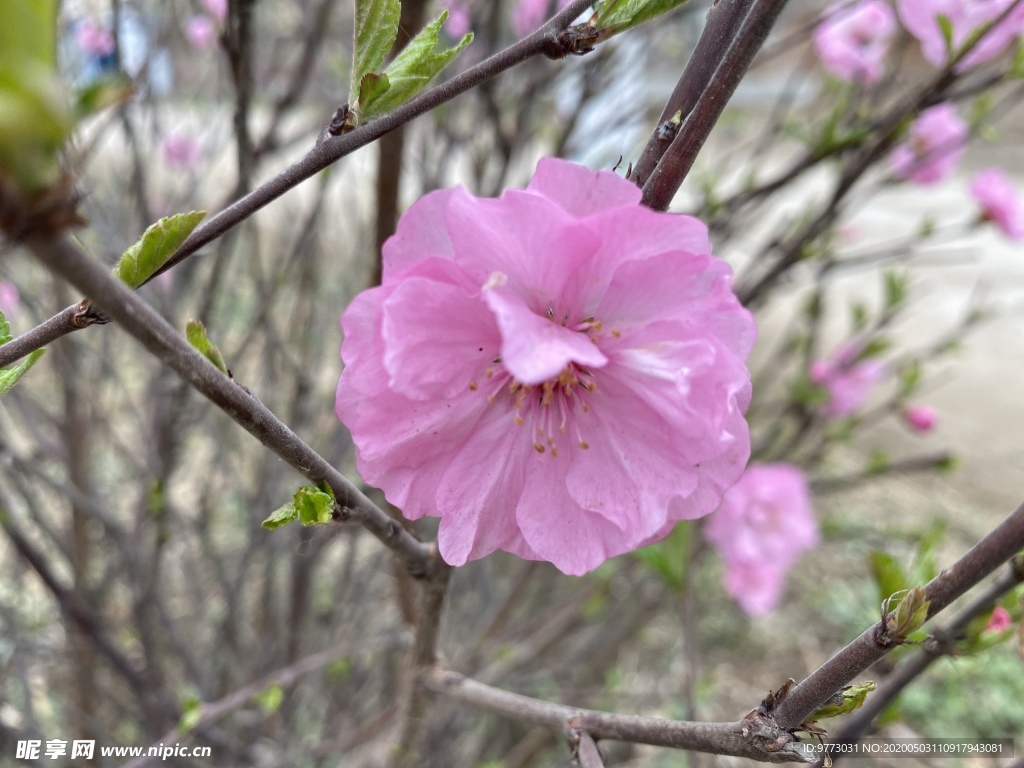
771 498 1024 730
0 0 595 368
641 0 789 210
23 234 433 576
420 666 811 763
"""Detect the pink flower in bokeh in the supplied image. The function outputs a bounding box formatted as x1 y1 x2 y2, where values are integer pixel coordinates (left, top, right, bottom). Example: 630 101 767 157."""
203 0 228 24
511 0 574 37
77 19 115 57
186 15 218 51
983 605 1012 633
890 104 967 185
897 0 1024 71
809 342 885 418
705 464 818 616
970 168 1024 240
439 0 473 37
336 158 756 575
903 404 937 432
813 0 897 84
161 131 203 171
0 281 20 324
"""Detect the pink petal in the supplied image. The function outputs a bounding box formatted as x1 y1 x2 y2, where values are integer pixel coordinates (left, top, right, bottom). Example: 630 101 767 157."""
382 275 499 400
484 289 608 385
526 157 642 218
381 188 458 283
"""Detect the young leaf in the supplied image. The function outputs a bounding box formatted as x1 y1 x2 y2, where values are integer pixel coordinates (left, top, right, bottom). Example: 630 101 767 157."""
253 683 285 714
178 696 202 734
869 550 908 603
0 348 45 398
350 0 401 105
114 211 205 289
936 14 955 56
0 307 10 345
808 682 876 721
262 483 336 530
594 0 690 39
185 320 228 374
359 12 473 120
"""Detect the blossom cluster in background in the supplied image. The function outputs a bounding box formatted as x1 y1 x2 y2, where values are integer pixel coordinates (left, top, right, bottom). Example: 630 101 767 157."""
897 0 1024 71
187 0 227 52
705 464 819 615
890 104 968 185
336 159 756 575
813 0 896 84
0 281 20 324
809 342 886 419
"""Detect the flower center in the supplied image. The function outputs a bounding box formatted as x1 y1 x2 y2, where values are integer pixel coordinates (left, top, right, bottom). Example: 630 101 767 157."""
468 309 613 457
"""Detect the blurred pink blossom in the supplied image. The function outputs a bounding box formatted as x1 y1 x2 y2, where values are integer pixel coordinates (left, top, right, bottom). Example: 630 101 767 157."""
76 19 115 57
511 0 574 37
162 131 203 170
897 0 1024 71
970 168 1024 240
890 103 967 185
439 0 473 37
0 281 20 323
809 342 885 418
705 464 818 616
186 15 218 51
983 605 1012 633
203 0 229 24
903 404 937 432
813 0 897 84
336 158 756 575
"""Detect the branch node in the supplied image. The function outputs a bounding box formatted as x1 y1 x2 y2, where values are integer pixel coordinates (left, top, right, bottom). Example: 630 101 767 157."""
72 300 109 327
543 25 599 59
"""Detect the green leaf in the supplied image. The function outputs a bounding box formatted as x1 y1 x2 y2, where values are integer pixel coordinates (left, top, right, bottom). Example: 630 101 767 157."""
594 0 691 38
936 14 955 56
185 320 228 374
883 271 908 310
178 696 202 734
869 550 909 603
357 71 390 110
262 503 299 531
114 211 205 289
74 72 134 119
899 360 922 397
809 682 876 721
888 586 930 639
253 683 285 714
263 483 336 530
350 0 401 105
1012 39 1024 79
0 348 44 398
0 307 10 345
359 12 473 119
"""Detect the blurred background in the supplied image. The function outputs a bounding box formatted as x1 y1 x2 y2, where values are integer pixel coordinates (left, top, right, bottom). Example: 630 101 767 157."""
1 0 1022 766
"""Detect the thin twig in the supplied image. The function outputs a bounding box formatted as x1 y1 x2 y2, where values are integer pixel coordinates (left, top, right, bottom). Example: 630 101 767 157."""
573 730 606 768
24 235 433 575
771 499 1024 730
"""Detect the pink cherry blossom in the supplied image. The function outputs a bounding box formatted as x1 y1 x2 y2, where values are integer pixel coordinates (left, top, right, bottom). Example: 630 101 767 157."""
890 104 967 185
705 464 818 616
203 0 229 24
970 168 1024 240
903 404 937 432
161 131 203 171
186 15 218 51
983 605 1012 633
813 0 897 84
0 281 20 324
897 0 1024 71
511 0 574 37
76 19 115 57
809 342 885 418
336 158 756 575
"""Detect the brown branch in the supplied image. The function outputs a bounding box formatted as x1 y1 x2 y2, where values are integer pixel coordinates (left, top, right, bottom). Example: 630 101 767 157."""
0 0 596 368
641 0 789 210
24 234 433 576
771 498 1024 730
420 666 811 763
572 730 605 768
632 0 758 187
823 558 1024 765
